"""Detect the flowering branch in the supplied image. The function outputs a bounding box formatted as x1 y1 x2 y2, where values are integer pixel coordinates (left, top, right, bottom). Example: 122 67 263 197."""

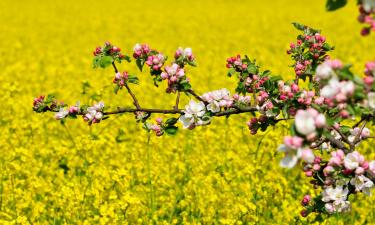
33 22 375 220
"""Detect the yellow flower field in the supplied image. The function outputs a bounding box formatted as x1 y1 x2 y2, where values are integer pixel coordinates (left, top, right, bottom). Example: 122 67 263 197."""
1 0 375 224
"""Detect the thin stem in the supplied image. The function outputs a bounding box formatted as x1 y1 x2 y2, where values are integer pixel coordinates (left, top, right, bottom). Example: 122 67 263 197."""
112 62 141 109
331 126 351 145
187 89 207 104
124 83 141 109
174 91 180 110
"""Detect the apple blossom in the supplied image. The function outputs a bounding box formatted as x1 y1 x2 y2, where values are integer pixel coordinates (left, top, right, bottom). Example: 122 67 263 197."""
55 108 69 120
344 151 365 170
179 100 210 129
350 175 374 195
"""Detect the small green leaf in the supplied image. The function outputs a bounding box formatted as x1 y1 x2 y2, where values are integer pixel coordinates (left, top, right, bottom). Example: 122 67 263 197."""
326 0 347 11
128 75 139 84
165 126 178 135
123 55 131 62
136 58 145 72
99 56 113 68
292 22 306 31
165 118 178 125
114 85 120 94
227 68 236 77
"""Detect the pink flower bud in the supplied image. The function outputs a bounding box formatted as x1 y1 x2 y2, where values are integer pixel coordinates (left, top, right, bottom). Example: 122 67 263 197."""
323 166 334 176
313 164 321 171
314 157 322 164
291 83 299 92
355 167 365 175
305 170 313 177
314 97 324 105
156 118 162 124
361 161 369 170
315 114 326 128
339 110 349 118
301 195 311 206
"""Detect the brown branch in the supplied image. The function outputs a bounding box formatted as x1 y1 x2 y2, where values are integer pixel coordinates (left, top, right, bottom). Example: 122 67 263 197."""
112 62 141 109
331 126 351 145
327 136 349 153
353 119 368 148
187 89 208 104
124 83 141 109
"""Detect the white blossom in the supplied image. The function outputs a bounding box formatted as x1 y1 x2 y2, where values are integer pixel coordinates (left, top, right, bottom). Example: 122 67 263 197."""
350 175 374 195
55 108 69 120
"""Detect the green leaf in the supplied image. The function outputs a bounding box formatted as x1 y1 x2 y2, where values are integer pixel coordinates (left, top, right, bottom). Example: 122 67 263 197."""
114 85 120 94
247 64 257 74
180 82 192 91
99 56 113 68
128 75 139 84
187 60 197 67
326 0 347 11
123 55 131 62
270 75 282 82
136 58 145 72
165 118 178 126
292 22 306 31
227 68 236 77
165 126 178 135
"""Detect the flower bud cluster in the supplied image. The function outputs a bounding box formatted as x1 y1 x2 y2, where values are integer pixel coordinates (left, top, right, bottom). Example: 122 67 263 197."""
160 63 189 93
93 41 126 61
133 44 151 59
175 47 196 66
287 24 332 79
113 71 129 87
83 102 105 125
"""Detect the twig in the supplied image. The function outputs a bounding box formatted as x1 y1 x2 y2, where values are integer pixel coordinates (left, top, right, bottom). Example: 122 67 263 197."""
112 62 141 109
353 119 368 148
174 91 180 110
331 126 351 145
187 89 208 104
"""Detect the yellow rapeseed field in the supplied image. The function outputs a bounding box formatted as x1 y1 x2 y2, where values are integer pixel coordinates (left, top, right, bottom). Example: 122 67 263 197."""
1 0 375 224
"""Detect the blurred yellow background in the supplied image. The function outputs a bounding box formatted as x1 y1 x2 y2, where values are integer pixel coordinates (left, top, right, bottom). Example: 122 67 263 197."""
1 0 375 224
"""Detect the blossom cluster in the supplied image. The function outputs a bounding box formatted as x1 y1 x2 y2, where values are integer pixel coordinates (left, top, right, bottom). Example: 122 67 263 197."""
174 47 196 67
92 42 130 69
83 102 105 125
201 88 233 113
160 63 189 93
133 43 151 59
33 95 65 113
358 0 375 36
132 43 166 78
300 150 375 216
287 23 333 80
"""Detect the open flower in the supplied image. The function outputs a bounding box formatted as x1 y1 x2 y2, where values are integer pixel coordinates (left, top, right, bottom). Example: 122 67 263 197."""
295 109 325 136
350 175 374 195
201 88 233 113
344 151 365 170
179 100 209 129
322 186 349 202
55 108 69 120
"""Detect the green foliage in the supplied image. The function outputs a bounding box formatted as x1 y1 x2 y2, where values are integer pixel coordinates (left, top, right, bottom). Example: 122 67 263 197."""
326 0 347 11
